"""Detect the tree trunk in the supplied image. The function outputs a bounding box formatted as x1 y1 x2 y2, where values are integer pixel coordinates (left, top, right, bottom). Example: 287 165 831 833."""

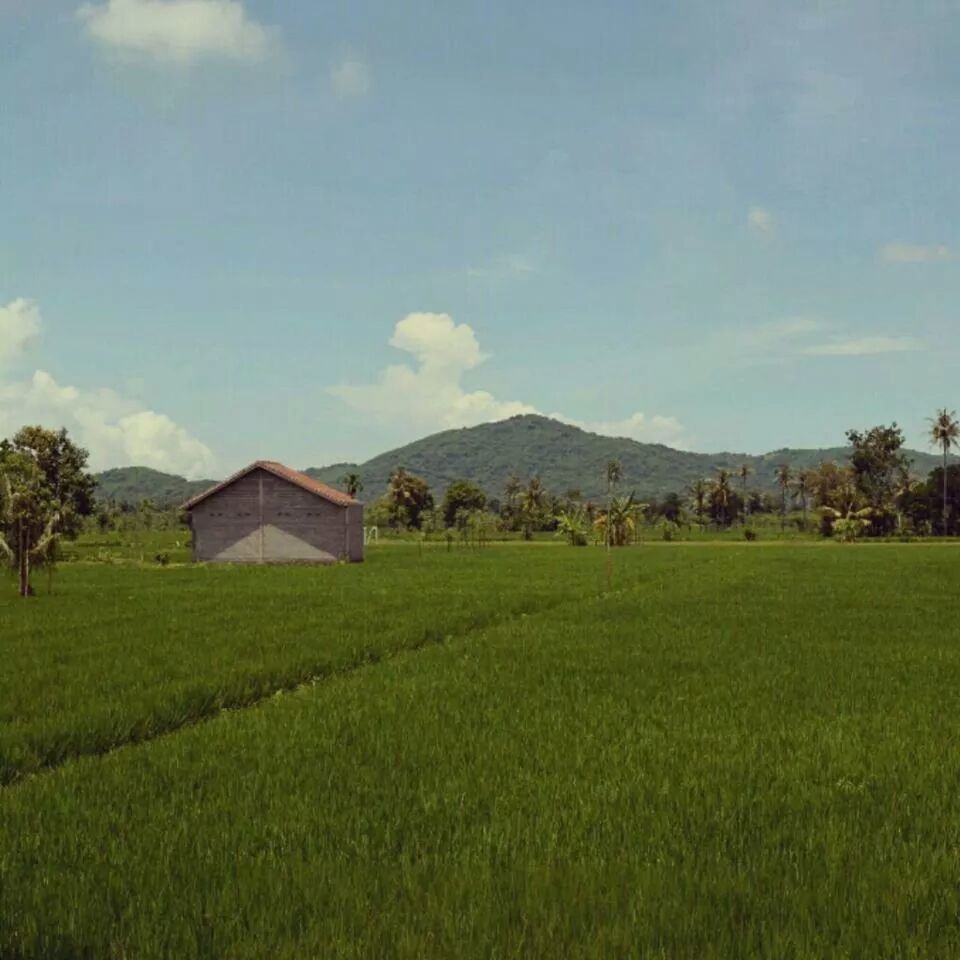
18 522 29 598
943 447 949 536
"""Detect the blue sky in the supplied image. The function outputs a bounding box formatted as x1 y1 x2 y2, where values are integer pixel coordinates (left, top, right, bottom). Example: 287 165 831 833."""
2 0 958 477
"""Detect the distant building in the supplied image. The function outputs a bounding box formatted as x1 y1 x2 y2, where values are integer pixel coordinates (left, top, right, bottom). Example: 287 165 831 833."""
182 461 363 564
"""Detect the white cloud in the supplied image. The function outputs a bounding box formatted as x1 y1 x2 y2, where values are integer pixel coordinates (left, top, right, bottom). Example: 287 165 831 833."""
880 243 953 263
802 336 923 356
76 0 275 65
747 207 774 232
0 299 215 477
0 298 41 366
330 57 372 98
329 312 690 447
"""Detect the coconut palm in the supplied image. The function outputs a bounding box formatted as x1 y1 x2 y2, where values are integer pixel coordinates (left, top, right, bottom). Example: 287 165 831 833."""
711 469 734 528
774 464 792 533
928 408 960 534
738 464 752 525
686 479 710 531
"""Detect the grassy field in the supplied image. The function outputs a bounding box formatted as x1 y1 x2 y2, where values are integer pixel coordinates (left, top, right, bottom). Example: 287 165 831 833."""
3 542 960 957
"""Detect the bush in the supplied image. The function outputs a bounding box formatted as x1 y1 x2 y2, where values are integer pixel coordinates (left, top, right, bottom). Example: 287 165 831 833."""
659 521 679 542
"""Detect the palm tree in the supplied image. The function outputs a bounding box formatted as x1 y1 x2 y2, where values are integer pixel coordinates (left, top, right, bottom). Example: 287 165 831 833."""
340 473 364 498
712 469 733 528
792 469 812 532
928 408 960 535
605 460 623 551
686 479 710 531
774 464 792 533
738 464 751 526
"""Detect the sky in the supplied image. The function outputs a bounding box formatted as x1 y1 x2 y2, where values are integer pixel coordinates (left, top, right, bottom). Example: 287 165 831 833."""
2 0 959 478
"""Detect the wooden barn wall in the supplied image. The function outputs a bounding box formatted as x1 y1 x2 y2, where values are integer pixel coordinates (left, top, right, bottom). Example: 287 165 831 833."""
191 469 364 563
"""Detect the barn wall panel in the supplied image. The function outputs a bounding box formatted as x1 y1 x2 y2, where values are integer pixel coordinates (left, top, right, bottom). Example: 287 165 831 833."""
189 468 363 564
190 473 262 563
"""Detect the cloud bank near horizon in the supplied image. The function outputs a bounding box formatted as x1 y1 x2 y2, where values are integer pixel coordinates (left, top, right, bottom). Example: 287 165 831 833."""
0 298 215 478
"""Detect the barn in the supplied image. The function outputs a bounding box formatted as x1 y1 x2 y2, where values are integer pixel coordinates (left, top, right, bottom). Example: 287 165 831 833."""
182 461 363 564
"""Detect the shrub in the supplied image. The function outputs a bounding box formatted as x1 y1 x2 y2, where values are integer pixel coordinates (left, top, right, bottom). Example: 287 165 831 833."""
659 520 679 542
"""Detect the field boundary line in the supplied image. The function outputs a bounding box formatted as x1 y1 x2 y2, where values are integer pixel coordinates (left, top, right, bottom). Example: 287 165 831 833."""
3 580 649 790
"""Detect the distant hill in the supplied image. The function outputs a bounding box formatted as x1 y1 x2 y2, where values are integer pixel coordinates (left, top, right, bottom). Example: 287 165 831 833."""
96 415 953 507
94 467 216 509
304 415 953 502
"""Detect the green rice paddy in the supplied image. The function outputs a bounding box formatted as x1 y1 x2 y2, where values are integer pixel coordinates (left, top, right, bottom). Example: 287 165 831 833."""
2 543 960 958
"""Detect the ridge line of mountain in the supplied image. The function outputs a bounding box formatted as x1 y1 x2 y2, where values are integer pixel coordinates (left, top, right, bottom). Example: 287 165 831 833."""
93 414 953 508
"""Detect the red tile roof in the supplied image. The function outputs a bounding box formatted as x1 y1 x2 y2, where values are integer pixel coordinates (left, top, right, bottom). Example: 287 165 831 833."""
181 460 360 511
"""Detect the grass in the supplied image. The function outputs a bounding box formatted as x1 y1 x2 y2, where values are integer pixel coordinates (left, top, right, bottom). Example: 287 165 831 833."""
0 543 692 785
3 543 960 957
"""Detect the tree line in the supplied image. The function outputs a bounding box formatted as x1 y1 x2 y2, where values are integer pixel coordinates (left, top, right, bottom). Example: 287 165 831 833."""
3 410 959 596
355 411 960 544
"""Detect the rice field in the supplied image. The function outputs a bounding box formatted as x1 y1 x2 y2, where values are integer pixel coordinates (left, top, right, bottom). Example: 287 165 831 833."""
3 542 960 958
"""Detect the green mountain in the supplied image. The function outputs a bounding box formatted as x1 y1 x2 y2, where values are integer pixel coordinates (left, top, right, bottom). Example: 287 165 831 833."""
94 467 216 509
96 415 953 507
304 415 952 502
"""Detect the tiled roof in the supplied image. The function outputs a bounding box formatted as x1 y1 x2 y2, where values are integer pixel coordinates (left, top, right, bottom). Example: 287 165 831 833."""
181 460 360 511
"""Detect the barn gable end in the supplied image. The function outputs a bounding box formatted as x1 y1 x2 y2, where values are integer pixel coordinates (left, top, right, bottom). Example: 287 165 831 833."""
184 463 363 564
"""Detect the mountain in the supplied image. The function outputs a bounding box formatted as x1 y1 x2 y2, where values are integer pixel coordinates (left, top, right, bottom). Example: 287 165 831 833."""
304 415 952 502
96 415 953 507
94 467 216 508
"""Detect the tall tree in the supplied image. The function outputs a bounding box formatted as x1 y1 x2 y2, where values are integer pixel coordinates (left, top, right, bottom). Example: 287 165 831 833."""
928 408 960 535
0 427 95 597
520 476 548 538
441 480 487 528
686 479 710 531
775 464 792 532
502 474 523 531
339 473 364 498
738 464 752 526
386 468 433 529
792 469 812 532
710 469 733 528
846 423 910 533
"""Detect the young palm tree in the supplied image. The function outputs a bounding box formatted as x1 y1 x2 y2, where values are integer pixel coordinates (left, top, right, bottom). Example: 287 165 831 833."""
928 408 960 535
774 464 792 533
792 469 812 532
738 464 751 525
604 460 623 550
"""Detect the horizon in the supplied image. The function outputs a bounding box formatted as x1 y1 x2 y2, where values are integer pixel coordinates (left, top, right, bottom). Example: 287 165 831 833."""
3 2 960 477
